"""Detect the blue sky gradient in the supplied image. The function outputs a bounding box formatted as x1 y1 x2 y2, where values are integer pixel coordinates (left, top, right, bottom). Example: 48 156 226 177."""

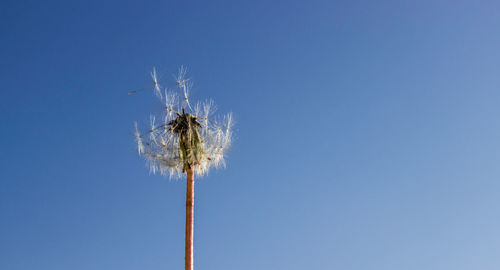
1 0 500 269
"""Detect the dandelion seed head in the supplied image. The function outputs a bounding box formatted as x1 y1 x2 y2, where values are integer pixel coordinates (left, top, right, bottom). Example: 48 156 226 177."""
134 66 233 178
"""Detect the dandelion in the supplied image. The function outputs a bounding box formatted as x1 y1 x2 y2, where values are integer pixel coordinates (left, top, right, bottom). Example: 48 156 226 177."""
133 67 232 270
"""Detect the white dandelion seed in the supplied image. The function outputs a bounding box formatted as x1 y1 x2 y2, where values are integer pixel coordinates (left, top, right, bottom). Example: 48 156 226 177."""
151 67 162 99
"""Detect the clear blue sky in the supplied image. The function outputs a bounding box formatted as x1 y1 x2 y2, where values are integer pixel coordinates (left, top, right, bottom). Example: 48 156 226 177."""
1 0 500 269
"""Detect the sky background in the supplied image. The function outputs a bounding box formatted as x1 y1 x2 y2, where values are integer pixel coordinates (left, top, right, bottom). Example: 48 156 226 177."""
1 0 500 269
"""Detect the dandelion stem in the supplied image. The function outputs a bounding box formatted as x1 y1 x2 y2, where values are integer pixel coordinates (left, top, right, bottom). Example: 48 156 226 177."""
185 168 195 270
